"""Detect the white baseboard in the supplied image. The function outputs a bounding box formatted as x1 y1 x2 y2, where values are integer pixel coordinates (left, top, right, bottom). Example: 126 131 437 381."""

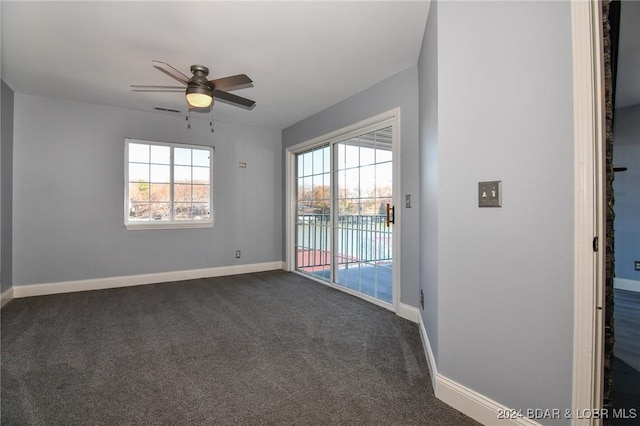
1 287 14 308
614 278 640 293
436 376 542 426
418 311 438 390
397 302 420 323
417 315 542 426
12 261 285 299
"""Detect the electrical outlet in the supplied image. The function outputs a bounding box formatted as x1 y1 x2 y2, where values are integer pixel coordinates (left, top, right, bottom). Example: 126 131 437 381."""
635 260 640 271
235 250 241 259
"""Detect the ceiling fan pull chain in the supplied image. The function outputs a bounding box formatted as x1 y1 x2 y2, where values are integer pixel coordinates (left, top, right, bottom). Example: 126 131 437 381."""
186 113 191 129
210 111 214 133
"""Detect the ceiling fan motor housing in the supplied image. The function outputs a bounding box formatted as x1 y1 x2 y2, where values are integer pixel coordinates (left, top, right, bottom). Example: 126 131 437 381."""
190 65 213 88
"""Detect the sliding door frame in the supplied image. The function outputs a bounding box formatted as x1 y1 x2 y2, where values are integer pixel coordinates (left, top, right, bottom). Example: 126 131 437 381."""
570 0 605 423
285 108 401 313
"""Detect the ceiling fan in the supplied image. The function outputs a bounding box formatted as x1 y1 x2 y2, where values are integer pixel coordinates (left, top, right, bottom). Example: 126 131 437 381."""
131 61 255 110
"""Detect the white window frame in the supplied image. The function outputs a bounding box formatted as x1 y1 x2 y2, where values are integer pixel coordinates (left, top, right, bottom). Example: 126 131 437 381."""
124 138 214 230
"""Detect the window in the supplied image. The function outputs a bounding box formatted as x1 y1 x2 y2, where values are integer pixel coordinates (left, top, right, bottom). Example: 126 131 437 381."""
125 138 213 230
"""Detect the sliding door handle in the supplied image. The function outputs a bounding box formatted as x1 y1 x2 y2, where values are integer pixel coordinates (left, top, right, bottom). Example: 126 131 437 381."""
386 203 395 227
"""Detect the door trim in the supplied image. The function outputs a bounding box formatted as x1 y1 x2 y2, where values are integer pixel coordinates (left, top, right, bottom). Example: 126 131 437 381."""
285 108 402 314
570 0 605 424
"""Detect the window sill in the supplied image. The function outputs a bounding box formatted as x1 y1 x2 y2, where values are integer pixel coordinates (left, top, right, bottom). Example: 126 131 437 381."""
125 221 214 231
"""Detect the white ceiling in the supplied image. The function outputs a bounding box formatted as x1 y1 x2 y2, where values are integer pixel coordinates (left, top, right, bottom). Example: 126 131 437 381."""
1 1 430 130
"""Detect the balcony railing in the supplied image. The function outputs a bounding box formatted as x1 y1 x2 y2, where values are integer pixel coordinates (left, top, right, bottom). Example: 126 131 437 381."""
296 213 392 270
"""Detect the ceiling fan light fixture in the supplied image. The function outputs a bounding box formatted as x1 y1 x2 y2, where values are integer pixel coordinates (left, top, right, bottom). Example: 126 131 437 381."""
133 61 254 110
186 86 213 108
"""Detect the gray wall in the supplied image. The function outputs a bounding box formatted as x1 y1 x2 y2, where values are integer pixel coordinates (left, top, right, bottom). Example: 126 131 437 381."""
282 66 420 307
419 1 574 423
1 80 14 292
12 93 282 285
613 105 640 281
418 1 438 360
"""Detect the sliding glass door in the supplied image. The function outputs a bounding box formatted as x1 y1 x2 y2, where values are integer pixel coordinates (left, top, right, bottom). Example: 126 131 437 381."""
294 123 395 306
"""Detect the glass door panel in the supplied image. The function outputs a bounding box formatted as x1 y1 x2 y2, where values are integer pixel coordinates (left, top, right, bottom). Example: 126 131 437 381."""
295 145 331 278
334 126 393 303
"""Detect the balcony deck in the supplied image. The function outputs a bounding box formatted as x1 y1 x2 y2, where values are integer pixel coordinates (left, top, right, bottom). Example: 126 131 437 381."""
296 249 392 303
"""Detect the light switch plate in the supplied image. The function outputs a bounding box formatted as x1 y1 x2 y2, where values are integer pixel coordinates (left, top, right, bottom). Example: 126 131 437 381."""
479 181 502 207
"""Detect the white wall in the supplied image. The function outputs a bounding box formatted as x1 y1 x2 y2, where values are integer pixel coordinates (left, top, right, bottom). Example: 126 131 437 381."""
1 80 14 292
420 1 575 423
12 94 282 285
282 66 420 307
418 0 438 360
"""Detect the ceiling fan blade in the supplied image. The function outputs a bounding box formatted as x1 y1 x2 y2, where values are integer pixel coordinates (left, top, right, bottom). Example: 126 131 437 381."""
213 90 256 109
152 60 190 85
210 74 253 91
130 85 185 92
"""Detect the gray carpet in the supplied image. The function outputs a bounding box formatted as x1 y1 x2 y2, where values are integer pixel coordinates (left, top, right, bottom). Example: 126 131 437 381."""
612 357 640 425
1 270 479 425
